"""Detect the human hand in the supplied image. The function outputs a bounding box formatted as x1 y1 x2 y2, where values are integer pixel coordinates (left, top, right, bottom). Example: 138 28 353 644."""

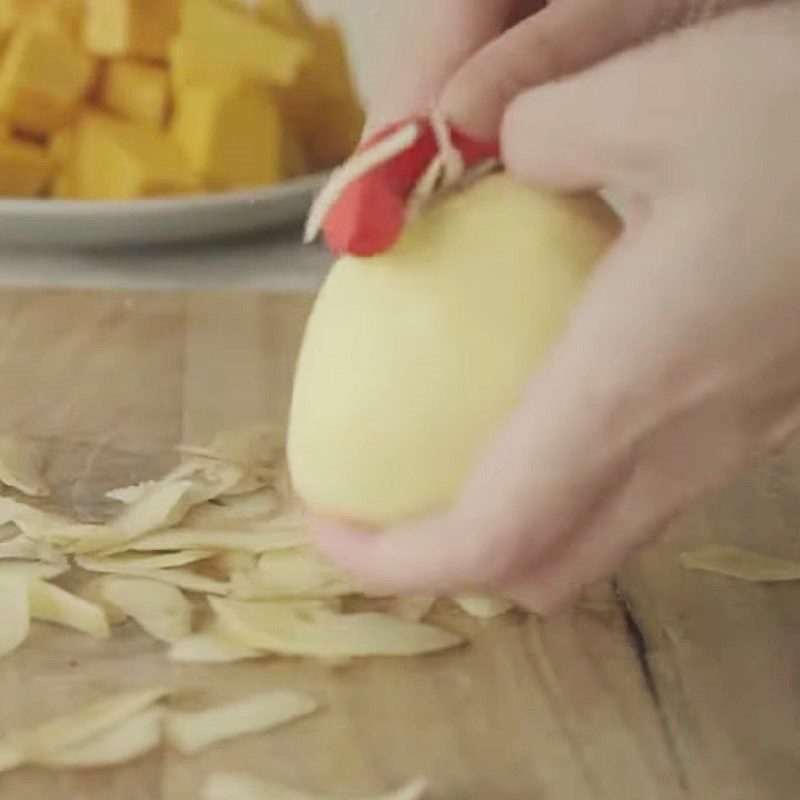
365 0 767 139
314 2 800 614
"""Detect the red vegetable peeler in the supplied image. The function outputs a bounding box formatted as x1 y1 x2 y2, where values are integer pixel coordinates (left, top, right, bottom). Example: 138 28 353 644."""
304 113 501 258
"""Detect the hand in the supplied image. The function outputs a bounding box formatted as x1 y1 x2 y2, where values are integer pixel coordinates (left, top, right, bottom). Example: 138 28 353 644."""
315 2 800 614
366 0 767 139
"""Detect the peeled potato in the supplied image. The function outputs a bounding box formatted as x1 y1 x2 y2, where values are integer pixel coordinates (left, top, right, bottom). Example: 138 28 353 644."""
288 174 618 525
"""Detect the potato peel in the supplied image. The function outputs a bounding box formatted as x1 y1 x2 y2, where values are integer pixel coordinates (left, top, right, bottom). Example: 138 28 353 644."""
181 425 281 469
105 458 245 507
184 503 308 536
126 567 230 596
33 707 163 769
390 597 436 623
76 550 215 574
52 524 131 554
105 481 158 504
0 499 74 543
128 528 306 554
228 548 356 600
78 577 128 625
113 479 200 538
168 625 262 663
0 742 23 773
680 545 800 582
203 773 428 800
210 598 464 658
98 576 192 642
0 424 514 674
2 686 167 760
0 535 63 563
165 690 319 755
0 435 48 497
0 500 117 554
29 579 110 639
0 577 30 657
0 561 68 580
212 490 279 520
215 550 258 576
453 596 514 619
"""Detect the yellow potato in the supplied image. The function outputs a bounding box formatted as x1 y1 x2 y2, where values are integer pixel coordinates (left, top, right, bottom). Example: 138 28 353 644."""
288 174 618 526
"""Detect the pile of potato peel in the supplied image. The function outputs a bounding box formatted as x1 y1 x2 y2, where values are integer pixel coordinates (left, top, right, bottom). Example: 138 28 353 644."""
0 427 513 788
0 426 514 663
0 683 428 798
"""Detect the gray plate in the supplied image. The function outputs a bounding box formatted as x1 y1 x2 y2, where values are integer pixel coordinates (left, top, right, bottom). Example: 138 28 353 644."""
0 172 328 248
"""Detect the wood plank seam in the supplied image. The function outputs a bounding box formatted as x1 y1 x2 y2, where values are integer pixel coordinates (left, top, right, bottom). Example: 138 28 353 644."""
615 583 691 795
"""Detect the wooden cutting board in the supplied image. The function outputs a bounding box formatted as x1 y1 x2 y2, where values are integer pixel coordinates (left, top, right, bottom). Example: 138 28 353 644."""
0 289 797 800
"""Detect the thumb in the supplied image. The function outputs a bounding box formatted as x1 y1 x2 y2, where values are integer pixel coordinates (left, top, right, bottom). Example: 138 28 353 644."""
439 0 674 139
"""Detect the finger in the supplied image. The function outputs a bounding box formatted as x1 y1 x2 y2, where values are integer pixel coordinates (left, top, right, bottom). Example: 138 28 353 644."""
313 512 494 595
444 215 711 603
505 363 766 615
440 0 672 139
363 0 515 137
498 1 788 192
498 23 706 191
505 498 671 617
502 416 690 615
507 0 550 27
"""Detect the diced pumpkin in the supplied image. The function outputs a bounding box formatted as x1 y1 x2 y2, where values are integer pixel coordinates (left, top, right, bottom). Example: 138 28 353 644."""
101 59 169 126
0 19 94 134
181 0 312 88
0 0 44 38
281 129 307 179
255 0 307 28
167 36 219 92
0 1 18 38
50 168 73 198
0 135 51 195
304 19 357 102
48 125 73 163
172 78 282 190
279 20 363 169
49 122 77 197
302 96 363 170
71 113 199 199
31 0 84 39
84 0 179 60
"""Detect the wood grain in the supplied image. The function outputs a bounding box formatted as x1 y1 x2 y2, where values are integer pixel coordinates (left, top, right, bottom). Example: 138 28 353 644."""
0 289 792 799
619 444 800 800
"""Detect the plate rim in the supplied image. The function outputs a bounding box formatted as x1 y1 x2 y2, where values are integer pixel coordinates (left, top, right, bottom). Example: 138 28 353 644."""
0 170 330 219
